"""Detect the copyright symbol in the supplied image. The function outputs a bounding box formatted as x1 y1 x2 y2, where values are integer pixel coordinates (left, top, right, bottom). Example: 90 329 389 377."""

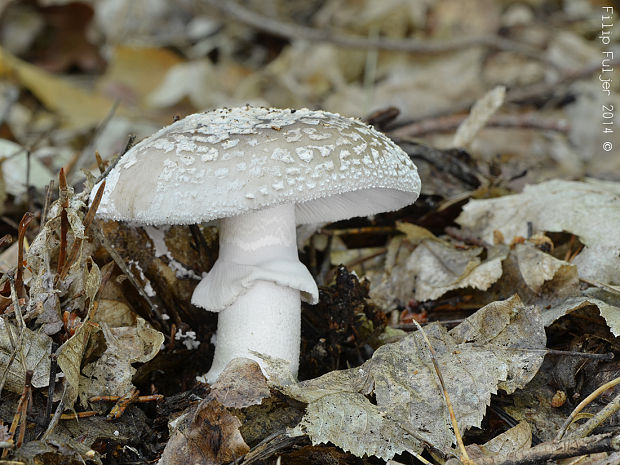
603 142 613 152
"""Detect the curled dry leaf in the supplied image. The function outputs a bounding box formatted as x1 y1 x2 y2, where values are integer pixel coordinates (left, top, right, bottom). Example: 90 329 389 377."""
286 295 545 460
406 240 508 301
81 318 164 403
456 179 620 285
452 422 532 465
369 224 508 307
486 242 620 336
157 397 250 465
210 358 271 409
26 184 90 335
0 317 52 393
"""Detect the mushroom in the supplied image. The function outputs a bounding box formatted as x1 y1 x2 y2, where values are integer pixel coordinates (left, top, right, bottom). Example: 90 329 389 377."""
93 106 421 383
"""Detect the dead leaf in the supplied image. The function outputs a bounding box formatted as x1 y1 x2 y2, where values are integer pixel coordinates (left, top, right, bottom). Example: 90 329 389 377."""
286 295 545 460
56 319 103 409
0 47 130 128
81 318 164 403
459 422 532 464
456 179 620 285
407 241 508 301
158 396 250 465
0 138 53 196
210 358 270 409
0 317 52 393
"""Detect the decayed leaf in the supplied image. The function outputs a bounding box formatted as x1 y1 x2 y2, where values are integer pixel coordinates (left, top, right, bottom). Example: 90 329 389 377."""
81 318 164 403
286 295 545 460
456 179 620 285
407 240 508 301
369 233 508 307
158 396 250 465
0 317 52 393
369 225 508 308
56 319 103 409
459 422 532 464
543 288 620 337
289 391 422 460
55 259 104 407
210 358 270 409
482 243 620 335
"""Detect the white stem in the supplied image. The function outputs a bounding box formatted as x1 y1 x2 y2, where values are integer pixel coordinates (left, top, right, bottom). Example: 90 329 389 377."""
195 203 316 383
204 282 300 383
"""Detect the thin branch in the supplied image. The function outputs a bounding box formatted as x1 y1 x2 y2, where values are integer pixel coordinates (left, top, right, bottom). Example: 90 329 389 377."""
572 390 620 439
390 112 570 139
389 58 620 133
475 432 619 465
411 319 473 465
205 0 539 56
556 376 620 440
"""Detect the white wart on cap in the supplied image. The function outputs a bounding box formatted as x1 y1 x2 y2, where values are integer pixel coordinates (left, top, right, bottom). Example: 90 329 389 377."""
94 106 421 383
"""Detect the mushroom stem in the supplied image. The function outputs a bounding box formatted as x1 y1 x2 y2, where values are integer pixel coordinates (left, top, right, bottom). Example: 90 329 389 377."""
193 203 317 383
204 282 300 383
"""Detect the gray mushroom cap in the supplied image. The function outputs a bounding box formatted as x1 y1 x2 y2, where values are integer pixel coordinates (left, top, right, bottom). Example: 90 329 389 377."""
94 106 421 224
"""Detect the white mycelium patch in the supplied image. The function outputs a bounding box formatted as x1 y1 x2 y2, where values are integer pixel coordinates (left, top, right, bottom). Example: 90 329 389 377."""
94 106 421 225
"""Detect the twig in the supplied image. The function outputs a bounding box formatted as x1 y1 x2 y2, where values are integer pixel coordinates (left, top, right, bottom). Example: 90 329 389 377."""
390 112 570 139
42 383 66 440
54 181 105 285
15 213 34 299
58 411 98 420
556 375 620 440
40 180 55 226
390 58 620 134
56 168 69 275
410 319 474 465
93 135 135 186
476 433 619 465
90 221 166 331
68 99 120 180
205 0 538 56
0 234 11 247
319 226 396 236
579 278 620 296
2 370 33 457
571 390 620 439
44 341 59 428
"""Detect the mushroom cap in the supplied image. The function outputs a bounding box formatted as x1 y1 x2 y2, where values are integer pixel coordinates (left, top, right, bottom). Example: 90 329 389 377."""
94 106 420 225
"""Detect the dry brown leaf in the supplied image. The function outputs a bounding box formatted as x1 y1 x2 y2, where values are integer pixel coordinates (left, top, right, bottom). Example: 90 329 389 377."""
210 358 270 409
286 295 545 460
457 422 532 464
456 179 620 285
0 47 130 128
158 396 250 465
81 318 164 403
0 317 52 393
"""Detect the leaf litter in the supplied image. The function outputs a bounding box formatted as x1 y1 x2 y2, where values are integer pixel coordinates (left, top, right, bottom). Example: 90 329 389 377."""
285 295 545 461
1 1 620 464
